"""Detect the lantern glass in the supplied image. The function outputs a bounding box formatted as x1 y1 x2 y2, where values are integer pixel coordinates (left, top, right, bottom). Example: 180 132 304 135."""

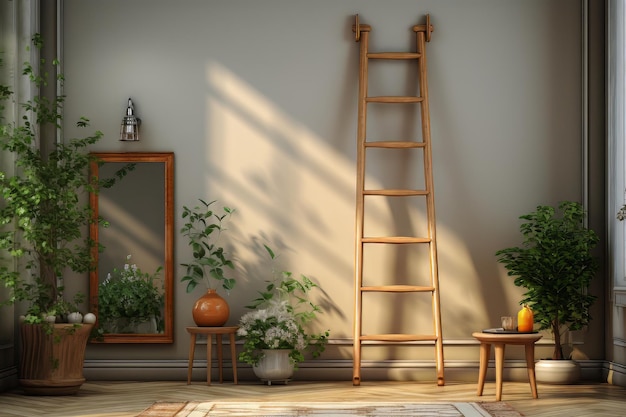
120 115 140 141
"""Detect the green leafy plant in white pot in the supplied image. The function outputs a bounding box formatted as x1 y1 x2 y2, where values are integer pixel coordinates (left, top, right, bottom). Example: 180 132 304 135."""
237 245 330 384
180 199 236 326
495 201 599 384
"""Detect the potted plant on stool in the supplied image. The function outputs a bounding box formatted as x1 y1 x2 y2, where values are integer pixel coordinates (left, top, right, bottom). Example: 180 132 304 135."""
495 201 599 384
180 199 236 326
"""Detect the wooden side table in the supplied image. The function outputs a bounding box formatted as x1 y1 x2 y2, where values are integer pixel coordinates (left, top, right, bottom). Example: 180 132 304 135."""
186 326 238 385
472 331 542 401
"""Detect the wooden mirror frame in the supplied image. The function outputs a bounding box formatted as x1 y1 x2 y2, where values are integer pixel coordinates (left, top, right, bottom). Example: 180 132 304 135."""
89 152 174 343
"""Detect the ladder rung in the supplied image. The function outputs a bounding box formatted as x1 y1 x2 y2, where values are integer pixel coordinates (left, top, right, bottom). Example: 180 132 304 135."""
361 334 439 342
366 141 426 149
367 52 421 60
364 189 428 196
367 96 424 104
362 237 430 244
361 285 435 292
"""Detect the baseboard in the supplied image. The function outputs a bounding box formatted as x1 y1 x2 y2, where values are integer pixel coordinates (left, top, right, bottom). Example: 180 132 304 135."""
3 358 623 391
83 358 609 384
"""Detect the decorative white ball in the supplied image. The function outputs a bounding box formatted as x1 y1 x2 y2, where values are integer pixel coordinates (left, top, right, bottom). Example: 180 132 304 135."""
83 313 97 324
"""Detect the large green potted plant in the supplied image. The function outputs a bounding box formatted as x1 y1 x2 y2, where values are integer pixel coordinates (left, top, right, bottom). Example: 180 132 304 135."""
495 201 599 383
180 199 236 326
0 34 120 395
238 245 329 384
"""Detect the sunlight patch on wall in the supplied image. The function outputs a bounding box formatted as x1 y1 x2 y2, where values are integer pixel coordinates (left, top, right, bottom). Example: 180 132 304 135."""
203 63 354 243
203 62 358 334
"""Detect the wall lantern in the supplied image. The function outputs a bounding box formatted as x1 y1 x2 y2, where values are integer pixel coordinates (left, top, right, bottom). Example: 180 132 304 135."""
119 98 141 141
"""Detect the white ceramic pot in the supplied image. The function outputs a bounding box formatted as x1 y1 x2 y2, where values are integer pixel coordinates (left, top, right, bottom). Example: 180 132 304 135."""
535 359 581 384
67 312 83 324
252 349 295 385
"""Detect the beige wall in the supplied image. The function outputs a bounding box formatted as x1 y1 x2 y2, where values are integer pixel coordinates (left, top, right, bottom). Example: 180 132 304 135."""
51 0 610 381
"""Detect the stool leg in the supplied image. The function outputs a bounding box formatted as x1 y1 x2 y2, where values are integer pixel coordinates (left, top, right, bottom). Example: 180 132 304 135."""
206 334 212 386
230 332 238 384
525 342 539 399
494 343 505 401
187 334 197 385
477 342 490 396
217 334 224 383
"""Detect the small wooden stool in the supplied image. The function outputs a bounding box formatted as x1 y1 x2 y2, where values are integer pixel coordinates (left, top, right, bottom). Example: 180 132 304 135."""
186 326 238 385
472 331 542 401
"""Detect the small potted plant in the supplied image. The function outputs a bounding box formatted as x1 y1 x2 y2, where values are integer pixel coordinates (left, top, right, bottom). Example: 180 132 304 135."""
96 255 164 335
495 201 599 383
237 245 330 384
180 199 236 326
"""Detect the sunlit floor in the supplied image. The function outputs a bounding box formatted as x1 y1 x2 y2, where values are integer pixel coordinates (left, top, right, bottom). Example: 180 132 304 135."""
0 380 625 417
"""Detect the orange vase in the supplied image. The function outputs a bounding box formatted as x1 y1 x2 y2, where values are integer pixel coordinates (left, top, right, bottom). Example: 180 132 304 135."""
192 289 230 326
517 304 534 332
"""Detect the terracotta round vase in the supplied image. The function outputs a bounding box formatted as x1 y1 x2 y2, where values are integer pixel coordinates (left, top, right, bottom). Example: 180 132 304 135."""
192 289 229 326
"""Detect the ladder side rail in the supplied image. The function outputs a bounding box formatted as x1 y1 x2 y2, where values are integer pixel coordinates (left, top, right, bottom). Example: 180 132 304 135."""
352 26 370 387
416 28 445 387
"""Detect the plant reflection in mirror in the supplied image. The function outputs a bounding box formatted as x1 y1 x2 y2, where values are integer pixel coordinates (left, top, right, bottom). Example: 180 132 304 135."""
96 255 164 334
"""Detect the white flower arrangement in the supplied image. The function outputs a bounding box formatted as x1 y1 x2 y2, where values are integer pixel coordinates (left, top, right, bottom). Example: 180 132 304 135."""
237 245 329 367
238 300 307 352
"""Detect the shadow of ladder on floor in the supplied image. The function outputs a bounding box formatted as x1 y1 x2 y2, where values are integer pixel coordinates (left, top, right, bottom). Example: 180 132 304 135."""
351 14 444 387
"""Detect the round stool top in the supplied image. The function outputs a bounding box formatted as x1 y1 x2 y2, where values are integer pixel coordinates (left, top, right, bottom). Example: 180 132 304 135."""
187 326 239 334
472 331 542 344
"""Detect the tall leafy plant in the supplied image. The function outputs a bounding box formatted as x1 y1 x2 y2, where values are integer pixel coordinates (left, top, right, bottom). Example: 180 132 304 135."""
495 201 599 359
0 34 122 322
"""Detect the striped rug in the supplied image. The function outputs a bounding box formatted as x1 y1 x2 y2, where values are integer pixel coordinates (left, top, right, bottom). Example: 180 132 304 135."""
138 401 523 416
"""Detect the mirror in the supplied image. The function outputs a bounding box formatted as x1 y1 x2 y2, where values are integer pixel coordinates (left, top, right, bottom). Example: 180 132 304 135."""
89 152 174 343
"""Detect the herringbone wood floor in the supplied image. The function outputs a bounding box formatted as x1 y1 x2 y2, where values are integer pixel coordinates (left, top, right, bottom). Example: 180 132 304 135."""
0 380 624 417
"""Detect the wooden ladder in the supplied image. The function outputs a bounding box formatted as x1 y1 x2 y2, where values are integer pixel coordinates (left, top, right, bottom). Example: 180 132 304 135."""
351 14 444 387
